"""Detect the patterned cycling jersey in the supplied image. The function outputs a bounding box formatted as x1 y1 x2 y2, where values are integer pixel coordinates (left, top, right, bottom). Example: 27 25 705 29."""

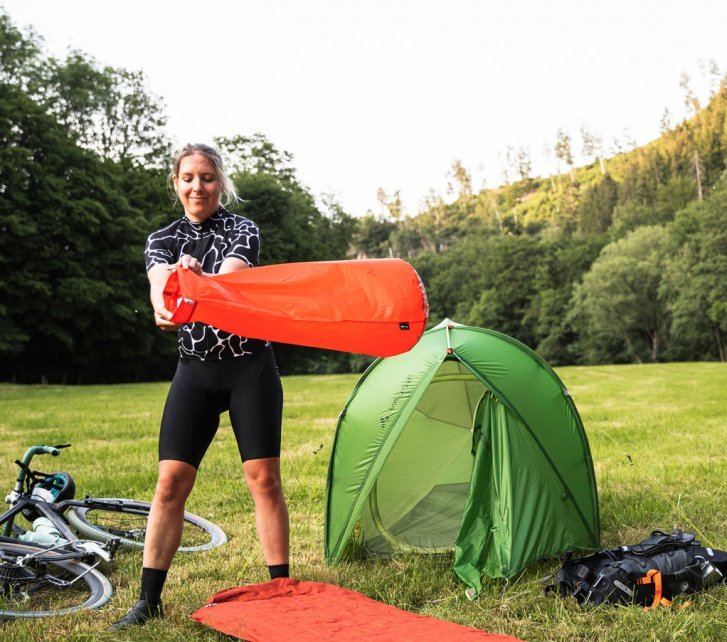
144 207 268 360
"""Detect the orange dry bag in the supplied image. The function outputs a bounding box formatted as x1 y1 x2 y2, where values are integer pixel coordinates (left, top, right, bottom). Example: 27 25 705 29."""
163 259 428 357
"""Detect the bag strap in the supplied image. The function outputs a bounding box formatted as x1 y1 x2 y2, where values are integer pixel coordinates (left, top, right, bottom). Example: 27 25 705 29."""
637 569 672 610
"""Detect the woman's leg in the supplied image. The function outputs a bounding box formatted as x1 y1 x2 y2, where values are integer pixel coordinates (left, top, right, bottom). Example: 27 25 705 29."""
143 459 198 569
243 457 289 566
112 460 198 629
113 360 222 629
227 349 288 571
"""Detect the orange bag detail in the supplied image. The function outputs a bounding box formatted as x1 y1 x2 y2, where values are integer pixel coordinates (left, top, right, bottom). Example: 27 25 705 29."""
163 259 429 357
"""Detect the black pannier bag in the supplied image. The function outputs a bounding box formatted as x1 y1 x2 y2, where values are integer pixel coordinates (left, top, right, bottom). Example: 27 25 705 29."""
547 530 727 608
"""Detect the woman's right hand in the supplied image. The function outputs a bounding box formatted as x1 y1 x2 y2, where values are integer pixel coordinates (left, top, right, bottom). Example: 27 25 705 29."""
154 305 181 331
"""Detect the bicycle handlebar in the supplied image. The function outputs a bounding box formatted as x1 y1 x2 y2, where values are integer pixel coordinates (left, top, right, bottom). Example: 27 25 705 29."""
22 445 61 462
13 444 71 488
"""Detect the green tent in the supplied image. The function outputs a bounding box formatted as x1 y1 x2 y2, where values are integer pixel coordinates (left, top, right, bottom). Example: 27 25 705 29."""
324 319 599 595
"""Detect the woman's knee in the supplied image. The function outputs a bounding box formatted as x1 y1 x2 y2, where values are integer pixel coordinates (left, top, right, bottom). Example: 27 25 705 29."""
244 462 283 499
154 462 197 506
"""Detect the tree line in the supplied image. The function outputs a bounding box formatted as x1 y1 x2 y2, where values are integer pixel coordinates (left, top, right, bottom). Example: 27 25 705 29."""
0 14 357 382
358 75 727 365
1 12 725 383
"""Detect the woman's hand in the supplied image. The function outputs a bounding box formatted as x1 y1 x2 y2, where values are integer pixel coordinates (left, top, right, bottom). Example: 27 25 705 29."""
154 305 181 331
147 263 182 331
179 254 203 275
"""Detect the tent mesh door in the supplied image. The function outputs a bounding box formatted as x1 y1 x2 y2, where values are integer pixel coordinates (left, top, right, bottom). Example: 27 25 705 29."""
361 359 485 555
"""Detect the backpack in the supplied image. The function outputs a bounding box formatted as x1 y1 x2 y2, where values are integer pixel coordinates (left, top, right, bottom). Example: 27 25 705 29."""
547 530 727 608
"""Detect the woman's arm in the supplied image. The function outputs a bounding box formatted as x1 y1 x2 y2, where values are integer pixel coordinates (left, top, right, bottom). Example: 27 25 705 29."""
148 264 180 331
218 257 252 275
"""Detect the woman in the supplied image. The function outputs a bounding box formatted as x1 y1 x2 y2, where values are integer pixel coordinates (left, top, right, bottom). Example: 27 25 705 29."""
113 144 289 629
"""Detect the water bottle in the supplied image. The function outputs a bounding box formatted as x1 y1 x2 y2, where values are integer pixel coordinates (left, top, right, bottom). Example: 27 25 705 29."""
18 517 68 546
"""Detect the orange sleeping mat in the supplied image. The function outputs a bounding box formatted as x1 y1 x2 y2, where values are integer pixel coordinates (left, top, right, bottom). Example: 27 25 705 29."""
191 579 521 642
164 258 429 357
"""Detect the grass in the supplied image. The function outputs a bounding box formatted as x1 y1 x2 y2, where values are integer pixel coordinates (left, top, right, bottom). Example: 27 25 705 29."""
0 362 726 641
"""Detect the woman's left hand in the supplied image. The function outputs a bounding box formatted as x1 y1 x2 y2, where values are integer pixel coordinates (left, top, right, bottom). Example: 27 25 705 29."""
179 254 203 275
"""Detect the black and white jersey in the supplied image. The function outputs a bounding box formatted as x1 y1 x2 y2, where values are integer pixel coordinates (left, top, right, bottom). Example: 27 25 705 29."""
144 207 268 360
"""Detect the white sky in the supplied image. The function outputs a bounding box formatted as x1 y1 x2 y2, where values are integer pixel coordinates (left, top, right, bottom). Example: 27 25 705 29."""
3 1 727 216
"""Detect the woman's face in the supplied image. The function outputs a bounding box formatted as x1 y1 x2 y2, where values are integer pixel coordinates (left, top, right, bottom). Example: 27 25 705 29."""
173 153 222 222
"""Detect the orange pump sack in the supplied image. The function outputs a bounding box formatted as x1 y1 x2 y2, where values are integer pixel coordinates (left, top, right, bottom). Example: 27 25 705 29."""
163 259 429 357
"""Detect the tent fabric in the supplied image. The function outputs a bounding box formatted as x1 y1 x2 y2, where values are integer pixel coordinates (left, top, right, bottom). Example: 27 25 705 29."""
325 319 599 594
163 258 429 357
191 578 521 642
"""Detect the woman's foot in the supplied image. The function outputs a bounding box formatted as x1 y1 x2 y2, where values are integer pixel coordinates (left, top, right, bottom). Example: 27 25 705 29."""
111 599 164 629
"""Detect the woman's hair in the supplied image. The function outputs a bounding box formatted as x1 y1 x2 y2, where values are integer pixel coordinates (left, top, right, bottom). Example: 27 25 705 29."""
169 143 239 206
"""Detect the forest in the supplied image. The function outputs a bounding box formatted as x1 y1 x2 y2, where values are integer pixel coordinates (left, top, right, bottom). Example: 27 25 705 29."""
1 11 725 382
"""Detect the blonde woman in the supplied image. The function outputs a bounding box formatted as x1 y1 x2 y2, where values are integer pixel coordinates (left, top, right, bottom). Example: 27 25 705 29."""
113 144 288 628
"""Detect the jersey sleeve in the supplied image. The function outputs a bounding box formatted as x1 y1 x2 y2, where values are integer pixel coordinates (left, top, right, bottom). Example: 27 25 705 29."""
227 219 260 267
144 229 176 271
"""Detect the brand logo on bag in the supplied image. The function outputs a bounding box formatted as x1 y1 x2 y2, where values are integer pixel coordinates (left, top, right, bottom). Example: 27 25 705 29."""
613 580 633 598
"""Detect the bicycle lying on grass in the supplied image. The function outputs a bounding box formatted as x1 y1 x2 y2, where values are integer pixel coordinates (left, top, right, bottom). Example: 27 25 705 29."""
0 444 226 619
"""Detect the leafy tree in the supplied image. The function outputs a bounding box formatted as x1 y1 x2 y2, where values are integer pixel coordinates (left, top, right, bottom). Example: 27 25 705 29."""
216 133 298 185
524 237 606 364
464 237 544 347
576 174 618 234
0 82 167 382
0 13 46 91
611 175 696 238
570 226 670 363
351 214 397 258
47 53 171 167
662 182 727 360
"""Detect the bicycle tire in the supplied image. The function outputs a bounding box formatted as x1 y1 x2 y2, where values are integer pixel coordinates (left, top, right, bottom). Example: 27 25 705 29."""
66 498 226 553
0 541 112 618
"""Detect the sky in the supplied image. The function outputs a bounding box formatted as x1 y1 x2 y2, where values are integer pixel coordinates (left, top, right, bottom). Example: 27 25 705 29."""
3 1 727 216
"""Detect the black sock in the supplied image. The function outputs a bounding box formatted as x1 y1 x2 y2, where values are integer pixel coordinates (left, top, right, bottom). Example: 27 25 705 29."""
139 567 168 604
268 563 289 580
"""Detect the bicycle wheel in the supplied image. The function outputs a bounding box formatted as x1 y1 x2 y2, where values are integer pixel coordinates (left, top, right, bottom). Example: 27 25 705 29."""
0 541 112 619
66 498 226 553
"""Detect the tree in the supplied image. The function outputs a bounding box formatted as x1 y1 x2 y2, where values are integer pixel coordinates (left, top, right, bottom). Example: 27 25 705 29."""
576 174 618 234
33 51 171 167
662 184 727 361
465 236 544 347
447 160 474 215
524 237 606 364
0 81 171 382
679 72 700 115
515 146 533 182
555 129 575 185
375 187 403 222
216 133 298 185
0 12 46 92
499 145 515 185
570 226 670 363
580 125 606 175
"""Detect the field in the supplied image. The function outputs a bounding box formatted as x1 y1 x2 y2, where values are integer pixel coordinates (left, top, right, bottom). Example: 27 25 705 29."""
0 362 725 641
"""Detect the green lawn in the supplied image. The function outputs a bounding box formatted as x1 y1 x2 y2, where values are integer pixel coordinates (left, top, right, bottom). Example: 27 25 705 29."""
1 362 725 641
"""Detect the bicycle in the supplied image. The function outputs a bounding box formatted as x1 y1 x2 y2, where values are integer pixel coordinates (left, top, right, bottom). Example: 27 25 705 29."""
0 444 226 619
